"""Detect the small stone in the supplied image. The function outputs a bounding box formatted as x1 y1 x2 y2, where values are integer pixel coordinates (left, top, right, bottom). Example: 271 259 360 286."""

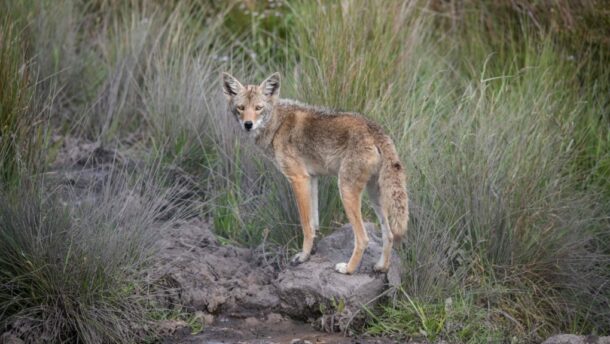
244 317 261 327
542 334 610 344
290 339 313 344
265 312 284 324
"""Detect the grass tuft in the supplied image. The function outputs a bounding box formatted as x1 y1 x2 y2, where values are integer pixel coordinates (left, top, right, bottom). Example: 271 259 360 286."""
0 171 182 343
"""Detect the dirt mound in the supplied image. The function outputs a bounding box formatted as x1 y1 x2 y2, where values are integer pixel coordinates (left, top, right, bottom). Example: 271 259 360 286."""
150 219 280 315
148 219 402 338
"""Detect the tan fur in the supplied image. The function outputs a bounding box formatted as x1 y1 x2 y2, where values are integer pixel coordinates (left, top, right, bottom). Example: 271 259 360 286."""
221 72 409 274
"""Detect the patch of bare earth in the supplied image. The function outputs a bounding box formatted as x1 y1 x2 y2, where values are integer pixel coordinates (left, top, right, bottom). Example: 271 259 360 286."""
148 219 405 343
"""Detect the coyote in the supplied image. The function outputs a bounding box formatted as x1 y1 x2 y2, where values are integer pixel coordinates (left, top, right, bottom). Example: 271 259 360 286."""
221 72 408 274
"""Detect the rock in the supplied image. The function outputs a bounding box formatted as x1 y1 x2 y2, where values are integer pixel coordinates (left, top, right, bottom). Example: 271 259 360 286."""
542 335 610 344
275 223 402 328
265 312 284 324
290 339 313 344
149 220 401 333
244 317 261 327
149 219 280 314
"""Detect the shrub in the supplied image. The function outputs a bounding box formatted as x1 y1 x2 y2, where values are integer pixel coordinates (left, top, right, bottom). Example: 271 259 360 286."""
287 0 610 340
0 172 181 343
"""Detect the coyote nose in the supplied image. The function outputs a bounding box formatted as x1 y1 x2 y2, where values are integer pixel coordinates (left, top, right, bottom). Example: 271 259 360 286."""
244 121 253 131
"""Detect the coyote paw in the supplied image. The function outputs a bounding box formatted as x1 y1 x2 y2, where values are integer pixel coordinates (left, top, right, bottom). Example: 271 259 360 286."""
334 262 350 274
373 262 389 273
290 252 310 266
310 236 320 254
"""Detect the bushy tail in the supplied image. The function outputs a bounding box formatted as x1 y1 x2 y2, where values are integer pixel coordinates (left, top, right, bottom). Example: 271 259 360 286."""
377 136 408 242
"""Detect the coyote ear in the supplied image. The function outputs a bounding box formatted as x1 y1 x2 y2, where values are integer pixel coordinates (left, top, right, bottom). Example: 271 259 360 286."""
260 72 280 98
222 72 244 99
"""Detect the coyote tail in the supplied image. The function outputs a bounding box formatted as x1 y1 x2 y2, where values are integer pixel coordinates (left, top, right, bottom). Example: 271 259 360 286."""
377 136 409 242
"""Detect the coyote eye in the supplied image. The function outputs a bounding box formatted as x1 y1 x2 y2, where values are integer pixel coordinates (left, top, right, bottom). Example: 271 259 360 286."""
236 105 245 111
255 105 263 111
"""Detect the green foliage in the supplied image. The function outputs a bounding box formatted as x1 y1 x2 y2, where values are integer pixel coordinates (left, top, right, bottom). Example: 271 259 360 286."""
220 0 293 67
0 0 608 342
0 174 181 342
286 0 609 341
367 292 505 343
0 15 44 186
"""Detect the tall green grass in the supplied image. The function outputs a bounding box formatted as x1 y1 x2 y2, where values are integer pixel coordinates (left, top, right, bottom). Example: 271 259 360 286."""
0 15 46 186
1 0 608 342
0 171 183 342
0 2 210 342
283 0 609 341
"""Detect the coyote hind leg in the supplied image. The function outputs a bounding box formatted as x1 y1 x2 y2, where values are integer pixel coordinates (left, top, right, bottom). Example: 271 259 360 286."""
367 178 393 272
334 154 377 274
310 177 319 230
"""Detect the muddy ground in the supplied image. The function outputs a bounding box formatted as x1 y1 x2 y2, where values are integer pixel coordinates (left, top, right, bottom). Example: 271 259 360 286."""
150 219 406 344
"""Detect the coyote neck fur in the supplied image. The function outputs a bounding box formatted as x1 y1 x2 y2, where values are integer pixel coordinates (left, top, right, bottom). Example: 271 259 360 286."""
253 103 283 153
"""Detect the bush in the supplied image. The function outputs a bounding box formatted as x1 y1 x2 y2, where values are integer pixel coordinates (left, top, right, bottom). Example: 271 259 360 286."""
286 0 610 341
0 172 181 343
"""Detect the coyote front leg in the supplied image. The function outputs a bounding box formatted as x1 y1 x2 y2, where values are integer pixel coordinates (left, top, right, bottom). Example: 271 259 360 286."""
310 177 320 253
310 177 319 232
289 175 315 265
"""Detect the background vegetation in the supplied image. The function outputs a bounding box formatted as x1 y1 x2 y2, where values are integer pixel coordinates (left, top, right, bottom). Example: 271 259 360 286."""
0 0 608 342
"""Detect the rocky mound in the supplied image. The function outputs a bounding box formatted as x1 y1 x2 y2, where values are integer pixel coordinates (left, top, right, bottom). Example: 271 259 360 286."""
148 219 402 334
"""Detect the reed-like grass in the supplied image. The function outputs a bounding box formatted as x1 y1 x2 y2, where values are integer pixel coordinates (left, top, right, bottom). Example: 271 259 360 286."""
284 0 609 341
0 14 46 186
0 171 184 343
1 0 608 342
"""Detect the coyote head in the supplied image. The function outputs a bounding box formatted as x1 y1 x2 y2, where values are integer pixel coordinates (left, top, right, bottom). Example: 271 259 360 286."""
221 72 280 132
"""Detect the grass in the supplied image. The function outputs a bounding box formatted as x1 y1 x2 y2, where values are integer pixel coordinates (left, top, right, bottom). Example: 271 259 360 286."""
367 290 505 343
282 0 610 341
0 0 608 342
0 171 184 342
0 14 47 186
